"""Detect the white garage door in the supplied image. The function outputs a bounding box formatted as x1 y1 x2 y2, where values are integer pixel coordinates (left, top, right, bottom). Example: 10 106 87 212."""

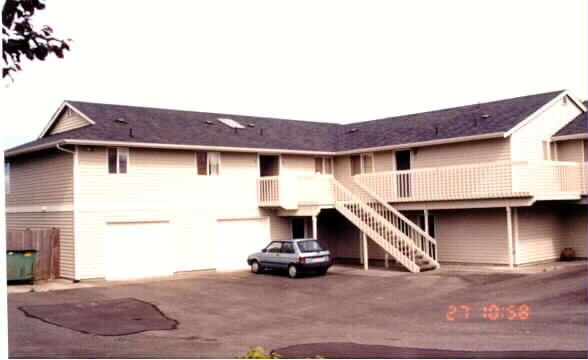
104 221 174 280
216 218 270 271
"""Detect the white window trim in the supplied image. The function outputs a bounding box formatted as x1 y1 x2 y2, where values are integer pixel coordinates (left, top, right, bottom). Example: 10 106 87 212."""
195 151 222 176
107 147 130 174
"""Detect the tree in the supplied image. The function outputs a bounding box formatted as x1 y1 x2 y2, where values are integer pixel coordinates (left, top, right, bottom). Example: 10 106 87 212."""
2 0 71 80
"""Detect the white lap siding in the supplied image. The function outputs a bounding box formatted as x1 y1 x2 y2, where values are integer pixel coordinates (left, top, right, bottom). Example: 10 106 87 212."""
562 206 587 258
517 206 566 264
435 208 509 264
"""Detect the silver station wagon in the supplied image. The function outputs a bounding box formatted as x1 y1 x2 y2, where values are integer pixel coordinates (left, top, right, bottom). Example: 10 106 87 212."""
247 238 332 278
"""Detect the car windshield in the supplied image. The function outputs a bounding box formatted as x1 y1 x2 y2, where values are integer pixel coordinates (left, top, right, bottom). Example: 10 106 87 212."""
296 240 323 252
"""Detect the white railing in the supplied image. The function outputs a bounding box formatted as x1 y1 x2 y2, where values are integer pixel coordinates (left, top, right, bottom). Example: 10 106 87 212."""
257 176 280 207
354 160 586 203
332 179 438 272
257 175 335 208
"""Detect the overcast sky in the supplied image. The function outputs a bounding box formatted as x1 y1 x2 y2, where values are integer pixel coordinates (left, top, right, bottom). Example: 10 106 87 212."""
1 0 587 150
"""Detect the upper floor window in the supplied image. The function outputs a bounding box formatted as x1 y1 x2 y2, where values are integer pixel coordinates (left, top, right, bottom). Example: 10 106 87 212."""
314 157 334 175
196 151 220 176
108 147 129 174
4 162 10 194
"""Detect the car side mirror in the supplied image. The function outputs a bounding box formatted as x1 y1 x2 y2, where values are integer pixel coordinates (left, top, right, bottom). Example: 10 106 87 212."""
262 249 267 253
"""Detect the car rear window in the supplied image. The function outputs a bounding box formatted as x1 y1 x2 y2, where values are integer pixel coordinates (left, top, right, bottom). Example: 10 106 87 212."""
296 240 324 252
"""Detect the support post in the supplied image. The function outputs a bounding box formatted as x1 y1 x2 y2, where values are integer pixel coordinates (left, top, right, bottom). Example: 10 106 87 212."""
424 209 429 235
312 215 318 239
384 253 389 268
506 206 514 269
362 232 369 271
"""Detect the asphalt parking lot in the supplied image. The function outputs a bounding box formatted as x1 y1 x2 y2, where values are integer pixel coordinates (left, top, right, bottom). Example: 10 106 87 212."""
7 265 588 358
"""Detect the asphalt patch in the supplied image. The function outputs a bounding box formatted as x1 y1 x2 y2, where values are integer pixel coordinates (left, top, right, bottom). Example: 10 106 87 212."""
273 342 588 359
19 297 178 336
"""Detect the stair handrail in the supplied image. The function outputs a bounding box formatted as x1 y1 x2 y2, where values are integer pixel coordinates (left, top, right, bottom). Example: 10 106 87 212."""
352 176 437 247
331 179 422 271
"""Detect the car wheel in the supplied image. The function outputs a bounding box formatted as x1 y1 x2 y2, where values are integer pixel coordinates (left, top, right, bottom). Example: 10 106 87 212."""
288 264 298 278
251 261 261 274
317 269 328 276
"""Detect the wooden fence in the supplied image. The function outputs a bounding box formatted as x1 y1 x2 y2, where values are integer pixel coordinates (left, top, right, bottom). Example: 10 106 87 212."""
6 228 60 281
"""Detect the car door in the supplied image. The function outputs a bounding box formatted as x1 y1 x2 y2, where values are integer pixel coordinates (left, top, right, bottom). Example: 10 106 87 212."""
279 242 297 269
260 241 283 269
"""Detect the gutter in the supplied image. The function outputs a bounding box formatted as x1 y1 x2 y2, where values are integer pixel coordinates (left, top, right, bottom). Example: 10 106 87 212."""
551 134 587 142
4 140 65 158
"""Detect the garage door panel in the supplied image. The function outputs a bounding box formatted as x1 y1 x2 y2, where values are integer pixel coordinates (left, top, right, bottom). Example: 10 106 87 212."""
216 218 270 271
104 221 173 280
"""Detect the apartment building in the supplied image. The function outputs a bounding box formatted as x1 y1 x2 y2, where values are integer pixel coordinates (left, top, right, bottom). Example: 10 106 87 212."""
4 90 586 280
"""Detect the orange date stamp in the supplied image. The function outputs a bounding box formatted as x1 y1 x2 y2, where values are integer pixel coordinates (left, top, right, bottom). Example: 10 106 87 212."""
446 304 530 321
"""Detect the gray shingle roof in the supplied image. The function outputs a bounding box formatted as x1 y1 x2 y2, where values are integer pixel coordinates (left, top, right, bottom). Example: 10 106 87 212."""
554 101 587 137
6 90 568 155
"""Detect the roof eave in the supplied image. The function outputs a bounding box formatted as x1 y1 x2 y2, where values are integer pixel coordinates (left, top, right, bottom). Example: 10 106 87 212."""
336 132 506 155
37 101 96 139
551 133 588 142
4 140 66 158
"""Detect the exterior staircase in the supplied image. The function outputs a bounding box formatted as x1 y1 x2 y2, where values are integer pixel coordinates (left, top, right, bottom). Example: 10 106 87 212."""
332 179 439 273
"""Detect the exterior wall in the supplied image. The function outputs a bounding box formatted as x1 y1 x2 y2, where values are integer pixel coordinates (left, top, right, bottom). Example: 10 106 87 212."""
281 155 316 175
562 206 587 258
435 208 509 264
74 146 273 279
511 95 583 161
317 209 387 260
556 139 585 162
373 151 395 172
270 214 292 241
6 149 73 207
517 206 565 264
49 110 91 135
413 138 511 168
6 212 75 279
5 149 75 279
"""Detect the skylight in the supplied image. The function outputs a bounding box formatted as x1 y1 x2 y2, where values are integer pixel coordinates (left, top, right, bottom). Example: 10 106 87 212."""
217 118 245 129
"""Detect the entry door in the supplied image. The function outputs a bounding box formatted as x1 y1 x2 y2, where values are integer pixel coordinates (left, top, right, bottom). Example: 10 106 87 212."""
292 218 306 238
395 150 412 197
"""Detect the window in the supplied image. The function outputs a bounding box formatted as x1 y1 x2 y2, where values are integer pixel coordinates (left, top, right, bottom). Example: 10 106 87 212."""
361 153 374 173
265 242 282 253
350 155 361 176
196 151 221 176
4 162 10 194
281 242 295 254
296 240 324 252
314 157 334 175
108 148 128 174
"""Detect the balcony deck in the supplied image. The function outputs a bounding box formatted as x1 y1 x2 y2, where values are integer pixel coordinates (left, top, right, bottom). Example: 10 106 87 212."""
257 161 587 209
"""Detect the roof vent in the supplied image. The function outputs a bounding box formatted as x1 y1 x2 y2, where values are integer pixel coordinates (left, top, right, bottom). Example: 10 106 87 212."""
247 123 256 128
114 117 128 124
480 114 490 119
434 125 439 136
204 120 214 125
347 128 359 134
218 117 245 129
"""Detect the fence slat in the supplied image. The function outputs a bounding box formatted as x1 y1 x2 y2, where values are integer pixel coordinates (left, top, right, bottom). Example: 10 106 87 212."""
6 228 60 281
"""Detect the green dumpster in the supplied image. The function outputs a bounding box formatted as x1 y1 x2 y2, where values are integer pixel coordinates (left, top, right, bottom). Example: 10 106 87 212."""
6 250 37 281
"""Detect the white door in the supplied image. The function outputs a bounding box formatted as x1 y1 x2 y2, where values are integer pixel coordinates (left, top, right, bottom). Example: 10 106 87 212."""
104 221 173 280
216 218 270 271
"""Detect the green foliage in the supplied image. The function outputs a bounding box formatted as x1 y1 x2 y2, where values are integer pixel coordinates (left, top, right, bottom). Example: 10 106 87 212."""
237 346 325 359
237 346 281 359
2 0 71 80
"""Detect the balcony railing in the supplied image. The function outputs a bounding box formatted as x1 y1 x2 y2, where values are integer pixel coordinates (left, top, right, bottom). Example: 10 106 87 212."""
257 175 335 209
257 161 587 208
354 160 587 203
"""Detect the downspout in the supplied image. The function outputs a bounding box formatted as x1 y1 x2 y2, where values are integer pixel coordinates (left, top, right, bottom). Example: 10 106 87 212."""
56 143 75 154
